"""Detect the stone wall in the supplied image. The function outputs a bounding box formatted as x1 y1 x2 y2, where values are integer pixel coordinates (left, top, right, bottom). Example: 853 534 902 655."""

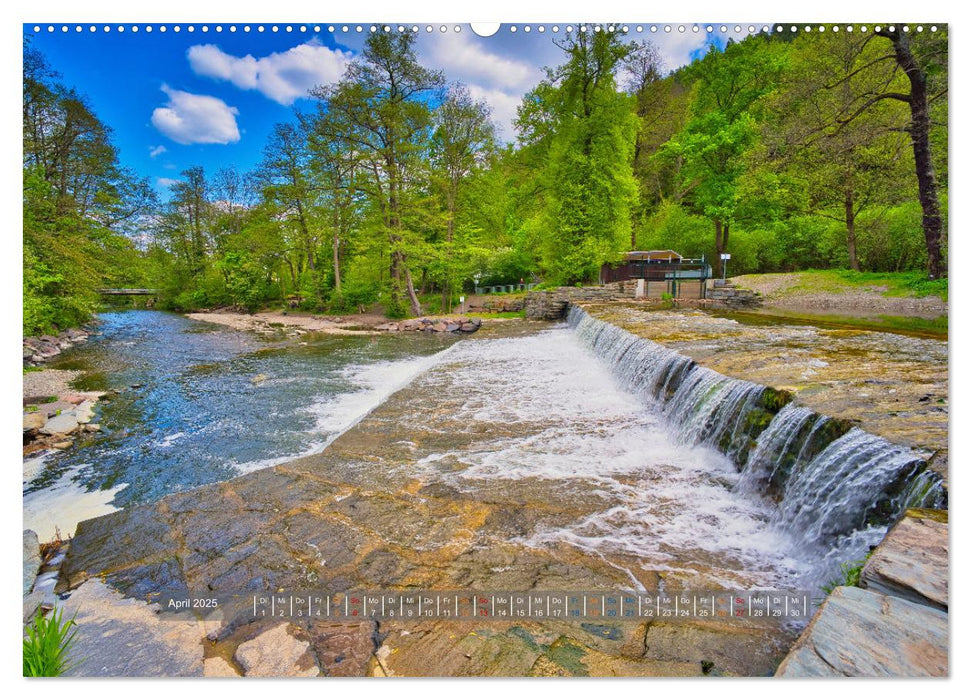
524 283 638 320
705 284 762 309
525 282 762 320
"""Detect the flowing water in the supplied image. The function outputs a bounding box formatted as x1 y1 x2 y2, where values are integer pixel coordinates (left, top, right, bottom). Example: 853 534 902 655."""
568 306 946 588
24 311 457 539
24 307 944 594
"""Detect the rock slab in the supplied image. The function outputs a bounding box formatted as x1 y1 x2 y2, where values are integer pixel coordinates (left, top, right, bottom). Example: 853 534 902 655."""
234 623 320 677
775 586 947 677
40 411 79 435
860 509 948 610
61 579 204 677
23 529 41 597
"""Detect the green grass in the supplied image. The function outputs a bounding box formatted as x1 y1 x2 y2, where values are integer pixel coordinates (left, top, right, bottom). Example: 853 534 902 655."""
23 607 79 677
714 308 947 339
821 551 873 595
761 269 948 301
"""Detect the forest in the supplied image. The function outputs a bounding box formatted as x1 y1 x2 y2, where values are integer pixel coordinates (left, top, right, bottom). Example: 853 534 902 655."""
22 26 948 335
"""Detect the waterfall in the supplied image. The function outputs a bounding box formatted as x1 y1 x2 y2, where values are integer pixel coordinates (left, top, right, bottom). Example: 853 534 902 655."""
772 428 926 544
566 305 946 561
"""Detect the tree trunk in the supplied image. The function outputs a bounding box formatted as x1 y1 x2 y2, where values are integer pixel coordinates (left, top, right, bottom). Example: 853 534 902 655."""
714 219 726 278
845 188 860 272
404 266 422 316
885 30 946 279
332 230 342 296
442 184 456 313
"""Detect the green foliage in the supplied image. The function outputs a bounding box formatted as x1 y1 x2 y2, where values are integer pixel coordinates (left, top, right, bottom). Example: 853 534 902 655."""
23 30 948 328
23 608 79 677
822 555 870 595
520 28 640 286
329 278 381 314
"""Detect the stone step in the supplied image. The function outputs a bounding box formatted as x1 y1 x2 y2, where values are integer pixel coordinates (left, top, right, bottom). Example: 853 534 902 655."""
775 585 947 677
860 509 947 611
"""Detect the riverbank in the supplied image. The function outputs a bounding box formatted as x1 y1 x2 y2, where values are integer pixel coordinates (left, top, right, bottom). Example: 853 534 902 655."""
23 369 105 455
732 271 948 318
186 309 485 335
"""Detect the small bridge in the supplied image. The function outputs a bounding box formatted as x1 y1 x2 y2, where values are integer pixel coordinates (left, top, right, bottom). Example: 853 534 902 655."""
98 288 159 296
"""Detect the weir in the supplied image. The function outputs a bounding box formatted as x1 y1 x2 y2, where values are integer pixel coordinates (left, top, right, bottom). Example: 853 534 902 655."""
566 306 946 572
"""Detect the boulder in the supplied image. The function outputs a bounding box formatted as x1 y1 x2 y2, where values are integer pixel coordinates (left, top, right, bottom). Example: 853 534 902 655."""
431 322 448 333
307 621 376 677
460 323 478 333
40 412 79 436
23 412 46 433
401 320 421 331
74 400 97 424
23 530 41 597
446 323 460 332
775 586 947 677
234 624 320 677
84 423 101 432
860 509 948 610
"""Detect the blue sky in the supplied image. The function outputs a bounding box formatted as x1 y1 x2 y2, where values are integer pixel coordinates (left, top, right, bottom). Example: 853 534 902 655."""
24 23 737 199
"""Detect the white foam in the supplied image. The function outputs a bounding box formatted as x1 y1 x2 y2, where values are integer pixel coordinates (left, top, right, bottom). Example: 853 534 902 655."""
23 450 55 486
411 328 810 588
157 431 186 448
234 346 456 475
23 464 127 542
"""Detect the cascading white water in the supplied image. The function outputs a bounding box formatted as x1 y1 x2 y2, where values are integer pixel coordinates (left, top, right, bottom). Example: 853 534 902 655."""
734 404 822 495
566 305 946 587
568 306 768 461
773 428 925 544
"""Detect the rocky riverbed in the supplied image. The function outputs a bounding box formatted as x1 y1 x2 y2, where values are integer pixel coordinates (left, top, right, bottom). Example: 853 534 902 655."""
24 326 95 366
581 302 949 476
23 369 105 455
186 310 483 336
52 323 806 677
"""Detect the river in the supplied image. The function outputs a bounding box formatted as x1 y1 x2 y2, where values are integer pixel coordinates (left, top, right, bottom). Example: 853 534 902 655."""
24 311 457 539
25 308 942 595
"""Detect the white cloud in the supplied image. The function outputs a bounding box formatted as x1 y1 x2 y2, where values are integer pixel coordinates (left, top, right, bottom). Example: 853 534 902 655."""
419 31 541 142
652 29 716 71
466 85 523 141
187 40 353 105
156 177 181 188
149 145 167 158
151 85 241 145
424 31 538 92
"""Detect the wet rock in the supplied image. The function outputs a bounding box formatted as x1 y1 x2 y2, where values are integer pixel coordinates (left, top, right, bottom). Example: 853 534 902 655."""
74 399 97 424
23 412 46 433
446 323 461 332
860 509 948 610
53 440 74 449
234 623 320 677
204 657 241 677
401 319 421 331
40 412 79 436
84 423 101 432
23 530 41 597
775 586 947 677
643 618 794 677
307 621 376 676
460 323 478 332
